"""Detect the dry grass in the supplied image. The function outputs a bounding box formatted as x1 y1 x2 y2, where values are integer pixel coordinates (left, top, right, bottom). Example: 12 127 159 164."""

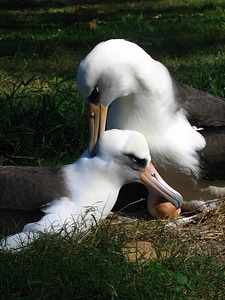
106 199 225 265
169 200 225 264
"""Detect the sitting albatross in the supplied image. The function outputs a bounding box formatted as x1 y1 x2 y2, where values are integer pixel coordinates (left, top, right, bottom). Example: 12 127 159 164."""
0 129 182 250
77 39 225 213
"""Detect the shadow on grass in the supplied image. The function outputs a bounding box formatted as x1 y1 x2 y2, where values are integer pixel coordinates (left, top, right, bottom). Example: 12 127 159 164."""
0 0 224 164
0 75 88 165
1 0 225 62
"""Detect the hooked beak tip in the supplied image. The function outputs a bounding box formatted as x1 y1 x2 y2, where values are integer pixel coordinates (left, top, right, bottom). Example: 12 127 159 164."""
141 162 183 209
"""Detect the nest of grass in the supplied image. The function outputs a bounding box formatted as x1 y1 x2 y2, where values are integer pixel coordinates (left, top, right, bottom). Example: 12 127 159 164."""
103 199 225 265
166 199 225 264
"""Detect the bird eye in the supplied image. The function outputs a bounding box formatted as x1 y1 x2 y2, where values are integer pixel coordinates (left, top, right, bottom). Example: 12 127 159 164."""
132 156 138 163
87 87 99 103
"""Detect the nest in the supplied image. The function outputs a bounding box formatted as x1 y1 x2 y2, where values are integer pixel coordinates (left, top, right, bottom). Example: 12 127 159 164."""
105 199 225 264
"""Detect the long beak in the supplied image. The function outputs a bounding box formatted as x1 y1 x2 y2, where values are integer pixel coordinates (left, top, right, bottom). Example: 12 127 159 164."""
86 103 108 156
141 162 183 209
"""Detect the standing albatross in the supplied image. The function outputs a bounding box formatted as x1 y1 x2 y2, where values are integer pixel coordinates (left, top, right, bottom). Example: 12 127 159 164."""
77 39 225 213
0 129 182 250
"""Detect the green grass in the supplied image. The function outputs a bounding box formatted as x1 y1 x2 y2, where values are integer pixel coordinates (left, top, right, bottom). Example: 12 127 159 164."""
0 0 225 298
0 0 225 166
0 221 224 300
0 74 87 165
0 0 225 165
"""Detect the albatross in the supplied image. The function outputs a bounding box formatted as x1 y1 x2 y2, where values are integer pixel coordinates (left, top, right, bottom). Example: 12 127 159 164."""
0 129 182 250
77 38 225 213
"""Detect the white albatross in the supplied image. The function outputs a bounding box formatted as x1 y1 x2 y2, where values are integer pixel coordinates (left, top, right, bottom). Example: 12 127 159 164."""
77 39 225 213
0 129 182 250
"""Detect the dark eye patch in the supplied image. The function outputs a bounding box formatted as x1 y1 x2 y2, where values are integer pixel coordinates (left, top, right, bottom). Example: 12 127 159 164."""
87 87 99 103
126 154 148 168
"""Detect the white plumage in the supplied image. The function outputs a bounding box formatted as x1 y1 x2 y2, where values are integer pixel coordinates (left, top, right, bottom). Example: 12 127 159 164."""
77 39 225 212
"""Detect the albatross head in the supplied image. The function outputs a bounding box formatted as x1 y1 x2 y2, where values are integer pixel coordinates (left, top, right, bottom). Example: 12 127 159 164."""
95 129 182 212
77 39 156 155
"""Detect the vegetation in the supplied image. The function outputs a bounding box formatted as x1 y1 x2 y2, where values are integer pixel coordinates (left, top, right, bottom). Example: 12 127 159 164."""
0 0 225 299
0 210 225 299
1 0 225 164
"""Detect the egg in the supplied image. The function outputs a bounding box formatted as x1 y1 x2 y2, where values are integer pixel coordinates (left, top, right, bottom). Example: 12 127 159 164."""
148 196 181 219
